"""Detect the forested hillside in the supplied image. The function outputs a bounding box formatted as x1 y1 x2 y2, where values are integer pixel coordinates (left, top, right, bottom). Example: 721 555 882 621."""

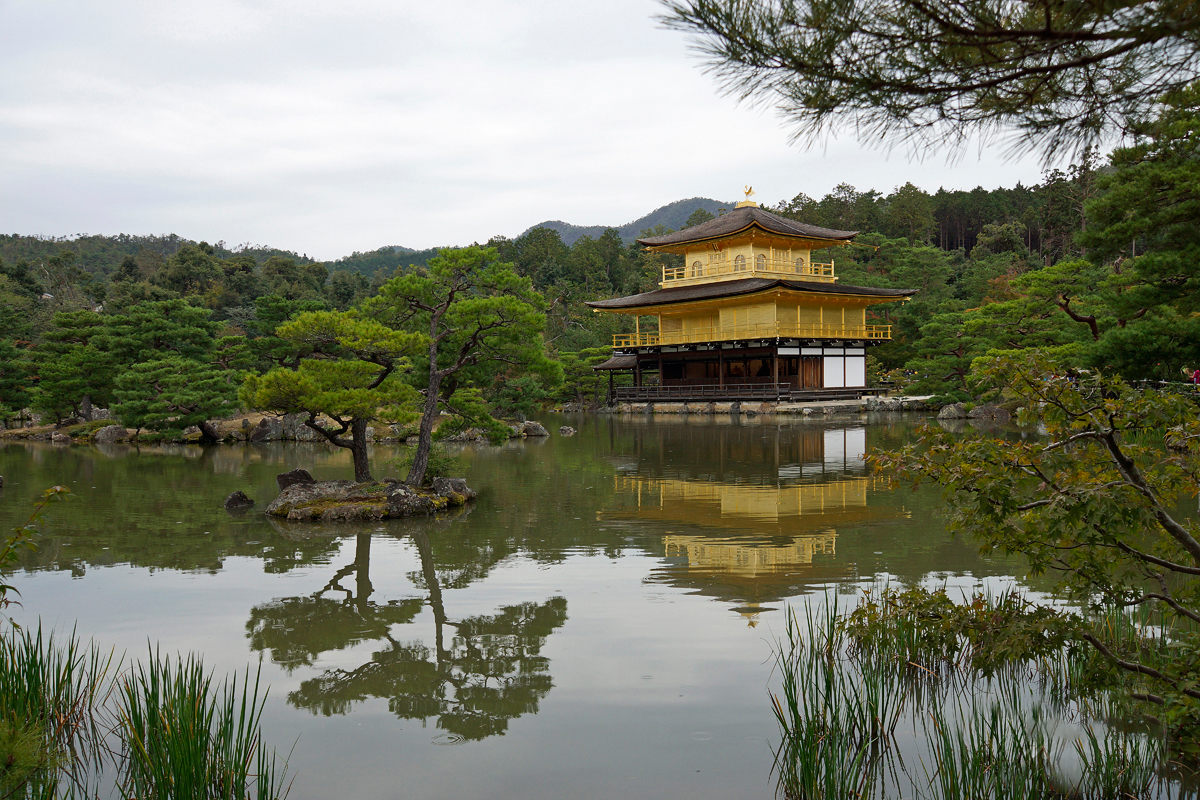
524 197 735 245
2 92 1197 430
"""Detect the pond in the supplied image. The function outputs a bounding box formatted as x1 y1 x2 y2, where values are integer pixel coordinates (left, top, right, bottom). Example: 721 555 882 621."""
0 413 1029 799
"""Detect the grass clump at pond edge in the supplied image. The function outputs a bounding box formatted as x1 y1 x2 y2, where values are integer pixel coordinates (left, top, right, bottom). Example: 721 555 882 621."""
0 625 112 798
118 649 288 800
0 625 290 799
772 588 1177 800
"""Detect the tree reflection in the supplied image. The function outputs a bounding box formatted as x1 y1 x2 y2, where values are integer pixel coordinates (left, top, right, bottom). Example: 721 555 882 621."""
246 523 567 741
246 533 424 671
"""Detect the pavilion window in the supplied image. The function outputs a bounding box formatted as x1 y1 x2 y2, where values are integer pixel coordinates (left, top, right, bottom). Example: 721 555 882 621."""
755 253 767 270
691 260 703 277
734 255 746 271
794 256 806 273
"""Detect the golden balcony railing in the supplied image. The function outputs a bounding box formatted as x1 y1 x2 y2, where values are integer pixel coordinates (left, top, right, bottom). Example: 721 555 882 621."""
662 258 835 286
612 323 891 348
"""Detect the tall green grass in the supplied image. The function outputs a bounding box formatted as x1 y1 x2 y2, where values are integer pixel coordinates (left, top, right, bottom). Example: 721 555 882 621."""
0 625 113 798
117 649 288 800
0 626 288 800
771 589 1175 800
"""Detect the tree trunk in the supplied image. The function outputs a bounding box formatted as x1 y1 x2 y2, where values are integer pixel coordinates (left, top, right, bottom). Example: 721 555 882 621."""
354 533 373 614
413 528 448 665
351 417 373 483
406 369 443 487
80 394 93 422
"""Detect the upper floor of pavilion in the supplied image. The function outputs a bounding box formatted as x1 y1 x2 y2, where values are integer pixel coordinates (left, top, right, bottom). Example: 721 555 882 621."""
638 200 858 288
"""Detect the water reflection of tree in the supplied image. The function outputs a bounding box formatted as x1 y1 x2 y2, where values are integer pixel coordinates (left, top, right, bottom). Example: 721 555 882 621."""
246 533 424 671
246 520 567 742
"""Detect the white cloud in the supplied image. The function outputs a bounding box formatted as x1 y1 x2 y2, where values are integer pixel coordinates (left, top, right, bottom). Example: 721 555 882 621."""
0 0 1053 260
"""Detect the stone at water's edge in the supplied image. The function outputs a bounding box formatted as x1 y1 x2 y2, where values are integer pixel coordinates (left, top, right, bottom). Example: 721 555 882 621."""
93 425 130 444
559 426 576 436
265 479 476 522
937 403 968 420
276 468 315 491
967 403 1012 421
250 417 282 442
521 421 549 437
224 490 255 510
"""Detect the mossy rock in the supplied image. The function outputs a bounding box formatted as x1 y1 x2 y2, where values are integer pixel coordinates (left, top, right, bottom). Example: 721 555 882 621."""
265 479 476 523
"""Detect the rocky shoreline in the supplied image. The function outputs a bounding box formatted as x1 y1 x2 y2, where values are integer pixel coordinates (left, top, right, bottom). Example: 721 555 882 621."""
0 414 552 446
1 396 1022 447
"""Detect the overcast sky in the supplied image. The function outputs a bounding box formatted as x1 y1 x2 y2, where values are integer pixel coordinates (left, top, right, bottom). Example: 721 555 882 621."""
1 0 1054 260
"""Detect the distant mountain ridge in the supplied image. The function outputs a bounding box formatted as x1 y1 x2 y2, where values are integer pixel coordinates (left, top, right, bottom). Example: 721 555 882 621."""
522 197 737 246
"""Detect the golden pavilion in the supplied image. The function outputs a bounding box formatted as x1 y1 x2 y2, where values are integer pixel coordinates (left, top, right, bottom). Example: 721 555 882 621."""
586 196 917 401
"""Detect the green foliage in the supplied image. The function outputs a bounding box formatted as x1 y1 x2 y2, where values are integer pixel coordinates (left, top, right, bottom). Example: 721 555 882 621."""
0 339 33 423
873 349 1200 739
1 487 70 619
241 310 424 482
390 443 464 483
30 310 115 423
491 375 549 418
117 650 286 800
661 0 1198 160
0 624 113 799
433 387 515 446
773 592 1169 799
366 245 553 485
555 347 619 406
102 300 222 366
114 357 239 434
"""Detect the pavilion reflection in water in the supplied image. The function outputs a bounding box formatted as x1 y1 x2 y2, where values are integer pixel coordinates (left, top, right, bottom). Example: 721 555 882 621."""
606 425 909 621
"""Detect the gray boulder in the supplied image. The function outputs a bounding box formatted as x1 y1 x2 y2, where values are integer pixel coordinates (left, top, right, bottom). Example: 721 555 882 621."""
521 421 549 437
93 425 130 444
559 426 576 436
276 468 315 491
443 427 489 443
224 491 255 510
250 417 283 442
937 403 968 420
431 476 470 497
51 432 71 444
282 413 324 442
967 403 1012 421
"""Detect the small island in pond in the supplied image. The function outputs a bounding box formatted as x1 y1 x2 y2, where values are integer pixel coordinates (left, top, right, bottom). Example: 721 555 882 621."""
262 470 476 523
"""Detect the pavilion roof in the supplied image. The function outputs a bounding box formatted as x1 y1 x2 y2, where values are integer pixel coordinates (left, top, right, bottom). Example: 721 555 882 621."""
585 277 916 311
637 205 857 248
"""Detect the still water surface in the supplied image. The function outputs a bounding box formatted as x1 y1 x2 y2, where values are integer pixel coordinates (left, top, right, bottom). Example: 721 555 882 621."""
0 414 1028 799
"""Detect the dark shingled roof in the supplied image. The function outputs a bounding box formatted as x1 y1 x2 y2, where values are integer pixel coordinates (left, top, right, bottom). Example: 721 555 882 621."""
591 354 637 370
637 205 857 247
585 278 917 311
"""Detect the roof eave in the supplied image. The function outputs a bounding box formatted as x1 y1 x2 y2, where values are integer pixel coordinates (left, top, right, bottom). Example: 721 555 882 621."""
637 220 857 251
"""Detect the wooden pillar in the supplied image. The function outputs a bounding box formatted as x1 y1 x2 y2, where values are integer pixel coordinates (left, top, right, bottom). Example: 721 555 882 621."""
635 359 642 387
658 353 664 387
608 371 614 404
772 347 779 387
718 350 725 389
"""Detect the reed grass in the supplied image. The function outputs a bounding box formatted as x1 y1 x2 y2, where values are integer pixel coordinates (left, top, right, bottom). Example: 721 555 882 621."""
0 624 114 798
772 589 1178 800
117 649 287 800
0 626 287 800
